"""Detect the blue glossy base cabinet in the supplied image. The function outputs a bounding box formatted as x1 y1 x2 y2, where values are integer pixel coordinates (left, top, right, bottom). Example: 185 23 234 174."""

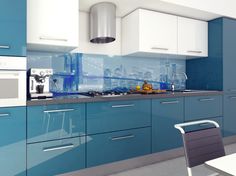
0 107 26 176
27 103 86 143
87 127 151 167
224 94 236 137
0 0 26 56
152 98 184 153
27 137 86 176
87 100 151 134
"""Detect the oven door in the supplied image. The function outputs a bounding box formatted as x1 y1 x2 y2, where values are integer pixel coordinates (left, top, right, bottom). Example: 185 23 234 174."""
0 71 26 107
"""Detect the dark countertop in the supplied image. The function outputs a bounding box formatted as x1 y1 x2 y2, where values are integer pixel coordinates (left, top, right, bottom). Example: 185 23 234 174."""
27 90 223 106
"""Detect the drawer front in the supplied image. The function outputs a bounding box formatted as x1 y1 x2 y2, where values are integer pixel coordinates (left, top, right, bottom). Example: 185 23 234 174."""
0 107 26 176
224 94 236 137
27 137 85 176
184 117 223 134
27 103 85 143
185 95 223 121
87 100 151 134
152 98 184 153
87 127 151 167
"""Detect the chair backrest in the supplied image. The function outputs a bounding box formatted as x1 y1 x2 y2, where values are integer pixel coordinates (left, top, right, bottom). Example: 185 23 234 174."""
182 127 225 168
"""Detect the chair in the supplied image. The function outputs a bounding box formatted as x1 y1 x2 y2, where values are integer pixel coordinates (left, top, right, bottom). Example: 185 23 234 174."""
174 120 225 176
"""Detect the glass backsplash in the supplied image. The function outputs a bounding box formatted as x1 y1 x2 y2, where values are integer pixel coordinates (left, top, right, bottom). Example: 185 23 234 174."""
27 51 186 93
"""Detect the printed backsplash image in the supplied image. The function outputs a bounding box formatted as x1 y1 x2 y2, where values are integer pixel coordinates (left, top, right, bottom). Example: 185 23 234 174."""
27 52 186 93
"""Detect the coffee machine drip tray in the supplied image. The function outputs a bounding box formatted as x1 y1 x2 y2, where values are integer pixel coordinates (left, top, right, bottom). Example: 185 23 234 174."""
30 93 53 99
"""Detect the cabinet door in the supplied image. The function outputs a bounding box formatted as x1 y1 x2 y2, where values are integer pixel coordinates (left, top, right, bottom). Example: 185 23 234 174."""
87 100 151 134
27 0 78 50
27 103 85 143
0 107 26 176
87 127 151 167
224 94 236 137
0 0 26 56
152 98 184 153
223 18 236 93
178 17 208 57
139 9 178 54
185 95 223 121
27 137 85 176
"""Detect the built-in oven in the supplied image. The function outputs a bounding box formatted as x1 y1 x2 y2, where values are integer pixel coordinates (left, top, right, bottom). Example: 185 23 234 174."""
0 56 26 107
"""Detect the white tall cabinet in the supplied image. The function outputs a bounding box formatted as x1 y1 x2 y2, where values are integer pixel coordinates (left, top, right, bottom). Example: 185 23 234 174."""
27 0 79 52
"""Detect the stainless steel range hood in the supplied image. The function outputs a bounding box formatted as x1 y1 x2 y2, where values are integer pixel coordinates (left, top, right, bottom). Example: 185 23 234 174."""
90 2 116 44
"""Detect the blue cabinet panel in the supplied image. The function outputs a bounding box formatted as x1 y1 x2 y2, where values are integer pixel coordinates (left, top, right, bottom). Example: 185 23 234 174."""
0 0 26 56
87 100 151 134
27 103 85 143
224 94 236 137
87 127 151 167
27 137 86 176
0 107 26 176
185 95 223 121
152 98 184 153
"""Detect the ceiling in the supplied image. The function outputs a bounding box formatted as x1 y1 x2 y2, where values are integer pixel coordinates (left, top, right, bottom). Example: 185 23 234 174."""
79 0 221 21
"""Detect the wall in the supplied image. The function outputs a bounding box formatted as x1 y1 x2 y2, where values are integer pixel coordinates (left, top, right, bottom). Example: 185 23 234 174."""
27 51 186 93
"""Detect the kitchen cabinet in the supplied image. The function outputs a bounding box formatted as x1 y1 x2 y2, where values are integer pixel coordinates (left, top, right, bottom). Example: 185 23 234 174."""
185 95 223 121
27 136 86 176
152 98 184 153
0 107 26 176
27 103 86 143
122 9 178 56
224 94 236 137
187 17 236 92
0 0 26 56
87 127 151 167
87 100 151 134
178 17 208 57
27 0 79 52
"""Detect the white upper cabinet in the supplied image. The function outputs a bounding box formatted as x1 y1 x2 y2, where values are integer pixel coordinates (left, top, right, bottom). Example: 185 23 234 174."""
122 9 208 58
27 0 79 52
122 9 178 56
178 17 208 57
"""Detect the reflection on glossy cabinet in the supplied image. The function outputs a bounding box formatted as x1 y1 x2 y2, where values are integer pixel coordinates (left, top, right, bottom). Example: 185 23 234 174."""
178 17 208 57
27 103 86 143
27 0 79 52
0 107 26 176
0 0 26 56
152 98 184 153
27 137 86 176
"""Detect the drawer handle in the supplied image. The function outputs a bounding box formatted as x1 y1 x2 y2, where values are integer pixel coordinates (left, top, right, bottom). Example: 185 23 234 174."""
111 135 135 141
229 96 236 99
0 113 10 117
44 109 75 113
111 104 135 108
43 144 74 152
151 47 169 51
39 36 68 42
229 89 236 92
199 98 214 102
0 45 10 49
160 101 179 104
187 50 202 54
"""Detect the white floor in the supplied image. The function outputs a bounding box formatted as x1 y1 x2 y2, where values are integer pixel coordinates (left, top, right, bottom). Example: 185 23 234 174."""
108 143 236 176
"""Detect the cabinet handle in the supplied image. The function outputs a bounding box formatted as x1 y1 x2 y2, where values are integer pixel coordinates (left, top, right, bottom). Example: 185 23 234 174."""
229 96 236 100
43 144 74 152
0 113 10 117
160 101 179 104
111 135 135 141
228 89 236 92
111 104 134 108
44 109 75 113
151 47 169 51
0 45 10 49
39 36 68 42
187 50 202 53
199 98 214 102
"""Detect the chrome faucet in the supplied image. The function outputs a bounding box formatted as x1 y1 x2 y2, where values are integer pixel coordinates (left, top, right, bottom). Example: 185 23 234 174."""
170 72 188 91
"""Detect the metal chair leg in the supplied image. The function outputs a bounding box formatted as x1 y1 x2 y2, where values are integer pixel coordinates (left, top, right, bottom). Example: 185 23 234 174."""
187 167 193 176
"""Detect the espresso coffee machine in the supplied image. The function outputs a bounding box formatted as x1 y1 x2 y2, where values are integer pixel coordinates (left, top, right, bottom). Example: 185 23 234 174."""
28 68 53 99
